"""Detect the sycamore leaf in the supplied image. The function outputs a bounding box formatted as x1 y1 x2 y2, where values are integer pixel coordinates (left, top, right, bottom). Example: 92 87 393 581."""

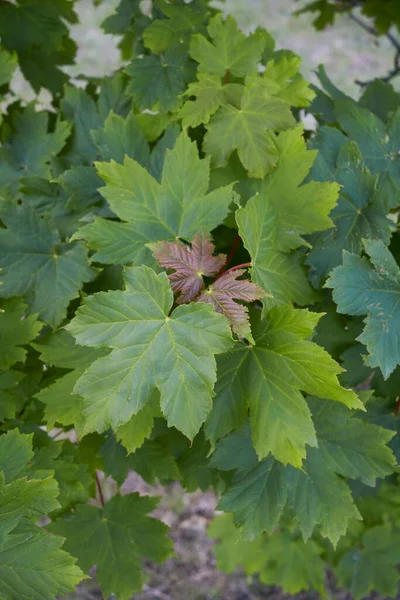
60 74 132 165
210 514 325 596
0 298 42 369
206 305 361 467
334 100 400 186
337 525 400 599
0 206 95 329
327 239 400 379
32 330 107 434
258 532 325 595
149 232 226 303
236 125 339 306
66 266 233 439
0 106 70 195
0 48 17 87
125 45 195 113
203 86 295 178
0 526 83 600
179 73 243 129
246 54 315 107
0 370 24 421
198 269 266 339
49 494 174 600
308 397 396 486
0 430 83 598
143 1 207 53
101 434 180 485
212 424 362 545
208 513 266 574
306 140 397 286
0 0 77 93
190 14 265 78
74 132 233 266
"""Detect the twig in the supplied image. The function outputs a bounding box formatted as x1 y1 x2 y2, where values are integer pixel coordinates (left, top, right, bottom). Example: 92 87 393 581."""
215 262 252 280
95 471 105 507
346 12 400 86
223 234 241 270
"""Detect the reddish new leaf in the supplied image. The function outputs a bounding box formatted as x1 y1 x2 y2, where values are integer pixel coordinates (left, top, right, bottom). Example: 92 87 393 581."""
198 268 267 338
149 232 226 303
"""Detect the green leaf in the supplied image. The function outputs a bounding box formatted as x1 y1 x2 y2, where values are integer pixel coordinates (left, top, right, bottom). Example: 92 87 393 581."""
236 125 339 306
213 426 362 545
90 110 150 166
327 239 400 378
0 0 77 93
179 74 242 129
208 513 266 574
101 434 180 485
0 298 42 369
125 45 195 113
203 86 295 178
0 430 82 597
335 100 400 186
143 1 207 53
0 206 95 328
0 525 83 600
0 430 33 483
206 305 361 467
49 494 174 600
66 265 232 439
0 107 70 194
74 131 234 266
190 14 265 78
32 330 106 433
308 396 396 486
246 54 315 107
306 141 396 286
258 531 325 595
336 525 400 599
0 49 17 87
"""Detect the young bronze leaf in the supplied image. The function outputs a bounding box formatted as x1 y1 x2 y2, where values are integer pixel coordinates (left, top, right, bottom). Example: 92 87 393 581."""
149 232 226 304
198 269 267 339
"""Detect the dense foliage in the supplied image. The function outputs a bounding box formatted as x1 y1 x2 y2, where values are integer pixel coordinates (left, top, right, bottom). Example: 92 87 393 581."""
0 1 399 599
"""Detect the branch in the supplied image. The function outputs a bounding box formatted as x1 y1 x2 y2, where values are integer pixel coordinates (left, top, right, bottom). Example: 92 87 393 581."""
95 471 105 507
356 48 400 87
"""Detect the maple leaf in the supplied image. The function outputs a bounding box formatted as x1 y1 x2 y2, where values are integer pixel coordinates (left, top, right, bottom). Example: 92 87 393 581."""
0 106 70 195
74 131 233 266
306 140 396 286
143 0 207 54
0 0 77 93
66 265 233 439
205 304 362 467
190 14 266 78
49 494 174 600
125 44 196 113
236 125 339 307
326 238 400 379
198 268 267 339
0 430 83 599
337 525 400 599
0 206 95 329
0 48 17 88
203 85 295 178
149 232 226 303
0 298 42 369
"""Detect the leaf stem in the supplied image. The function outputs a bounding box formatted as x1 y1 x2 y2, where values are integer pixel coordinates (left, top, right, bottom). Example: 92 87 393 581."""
225 69 229 84
224 234 241 269
95 471 105 507
395 398 400 415
216 262 252 280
